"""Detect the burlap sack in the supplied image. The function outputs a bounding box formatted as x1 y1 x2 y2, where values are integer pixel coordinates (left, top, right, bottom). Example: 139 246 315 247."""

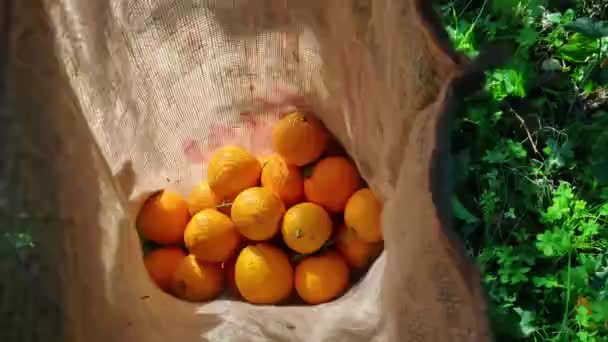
6 0 491 341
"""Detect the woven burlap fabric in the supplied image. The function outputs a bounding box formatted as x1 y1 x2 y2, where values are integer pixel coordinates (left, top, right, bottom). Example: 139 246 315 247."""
6 0 491 341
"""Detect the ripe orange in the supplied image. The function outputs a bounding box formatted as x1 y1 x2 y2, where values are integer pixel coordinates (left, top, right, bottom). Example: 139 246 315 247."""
272 112 329 166
231 187 285 241
187 180 231 216
184 209 241 262
137 190 190 245
260 154 304 206
172 254 224 302
234 243 294 304
294 251 350 304
344 188 383 243
207 145 262 200
144 247 187 292
281 202 332 254
303 156 360 213
335 224 382 269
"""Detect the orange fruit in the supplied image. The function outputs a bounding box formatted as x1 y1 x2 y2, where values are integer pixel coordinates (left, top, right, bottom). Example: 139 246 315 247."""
144 247 187 292
184 209 241 262
234 243 294 304
137 191 190 245
344 188 382 243
303 156 360 213
187 180 232 216
171 254 224 302
272 112 329 166
207 145 262 200
231 187 285 241
281 202 332 254
335 224 382 269
261 154 304 206
294 251 350 304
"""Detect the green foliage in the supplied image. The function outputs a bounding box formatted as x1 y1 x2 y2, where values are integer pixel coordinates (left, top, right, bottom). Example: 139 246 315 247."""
566 18 608 39
441 0 608 340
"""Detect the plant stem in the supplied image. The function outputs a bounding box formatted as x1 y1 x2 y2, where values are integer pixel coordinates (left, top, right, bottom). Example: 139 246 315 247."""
557 250 572 340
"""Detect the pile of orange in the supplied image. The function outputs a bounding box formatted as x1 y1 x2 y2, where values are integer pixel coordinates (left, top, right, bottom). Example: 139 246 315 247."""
138 111 384 305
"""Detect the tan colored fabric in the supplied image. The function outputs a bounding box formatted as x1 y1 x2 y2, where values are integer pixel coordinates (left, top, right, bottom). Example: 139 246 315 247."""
9 0 490 341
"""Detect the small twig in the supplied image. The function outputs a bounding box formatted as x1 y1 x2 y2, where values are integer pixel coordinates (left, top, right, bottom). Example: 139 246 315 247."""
459 0 475 17
540 126 566 137
463 0 488 44
510 108 542 157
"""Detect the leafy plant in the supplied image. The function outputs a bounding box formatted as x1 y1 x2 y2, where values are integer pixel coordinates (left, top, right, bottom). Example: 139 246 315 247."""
440 0 608 340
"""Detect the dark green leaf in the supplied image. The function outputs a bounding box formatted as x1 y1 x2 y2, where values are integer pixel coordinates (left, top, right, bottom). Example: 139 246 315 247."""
452 196 480 225
565 17 608 39
556 33 600 63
